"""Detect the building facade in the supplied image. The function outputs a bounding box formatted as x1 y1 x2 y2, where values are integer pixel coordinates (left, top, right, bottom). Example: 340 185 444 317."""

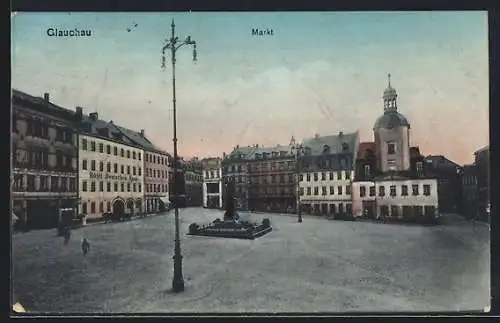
112 127 171 214
247 145 296 213
78 112 144 219
423 155 463 214
461 164 478 219
184 157 203 207
168 156 187 208
12 90 79 230
222 146 253 211
351 75 439 220
202 157 223 208
143 148 170 213
298 132 359 216
474 146 490 221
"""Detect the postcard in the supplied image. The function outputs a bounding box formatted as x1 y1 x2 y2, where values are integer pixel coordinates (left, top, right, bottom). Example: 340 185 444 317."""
11 11 490 314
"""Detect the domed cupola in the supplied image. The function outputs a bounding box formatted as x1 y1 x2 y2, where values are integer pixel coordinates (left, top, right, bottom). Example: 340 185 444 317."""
374 74 410 130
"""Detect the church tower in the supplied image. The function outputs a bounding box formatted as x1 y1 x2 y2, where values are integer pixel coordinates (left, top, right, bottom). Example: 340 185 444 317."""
373 74 411 173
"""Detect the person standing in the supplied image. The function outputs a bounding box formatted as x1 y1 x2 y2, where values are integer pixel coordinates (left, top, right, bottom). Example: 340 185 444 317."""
81 238 90 256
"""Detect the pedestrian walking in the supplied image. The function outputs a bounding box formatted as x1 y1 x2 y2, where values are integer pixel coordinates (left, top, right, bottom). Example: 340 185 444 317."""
81 238 90 256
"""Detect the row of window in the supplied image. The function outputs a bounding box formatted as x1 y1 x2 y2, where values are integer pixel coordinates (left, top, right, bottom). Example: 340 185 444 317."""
82 181 142 193
185 173 203 182
146 184 168 193
250 187 293 196
300 171 352 182
81 200 141 215
205 170 221 179
80 181 169 194
146 168 168 179
81 138 142 160
145 153 168 165
13 118 74 144
250 175 294 185
12 174 77 192
223 161 296 174
300 185 351 196
82 159 142 176
13 148 75 171
359 184 432 198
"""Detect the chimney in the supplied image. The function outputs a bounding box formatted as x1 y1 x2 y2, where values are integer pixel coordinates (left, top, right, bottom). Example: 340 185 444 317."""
89 112 98 120
109 120 113 124
140 129 145 137
314 133 319 139
76 106 83 114
339 131 344 137
223 152 226 158
43 93 49 102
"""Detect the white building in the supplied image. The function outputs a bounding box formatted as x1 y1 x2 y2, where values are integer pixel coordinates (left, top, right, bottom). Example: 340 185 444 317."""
351 181 376 217
202 157 223 208
298 131 359 216
351 74 440 220
351 178 438 218
300 169 355 215
111 127 171 214
78 113 144 219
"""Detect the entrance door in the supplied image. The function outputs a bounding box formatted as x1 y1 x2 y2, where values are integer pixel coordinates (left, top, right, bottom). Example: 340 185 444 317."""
127 200 134 216
362 201 376 219
112 200 125 220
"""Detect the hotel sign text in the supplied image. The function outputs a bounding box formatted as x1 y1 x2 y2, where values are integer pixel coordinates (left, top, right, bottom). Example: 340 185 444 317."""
89 171 140 182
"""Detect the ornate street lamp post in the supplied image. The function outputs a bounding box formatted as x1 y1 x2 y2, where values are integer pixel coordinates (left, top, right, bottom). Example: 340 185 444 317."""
161 19 197 293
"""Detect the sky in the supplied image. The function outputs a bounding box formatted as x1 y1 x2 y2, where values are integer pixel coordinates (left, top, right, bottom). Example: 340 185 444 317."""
11 11 489 165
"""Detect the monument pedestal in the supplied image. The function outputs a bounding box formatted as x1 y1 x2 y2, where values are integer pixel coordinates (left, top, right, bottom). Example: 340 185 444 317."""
188 177 272 239
188 218 272 240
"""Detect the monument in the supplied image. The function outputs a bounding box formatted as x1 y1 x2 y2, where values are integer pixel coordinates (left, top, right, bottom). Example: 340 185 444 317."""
188 177 272 239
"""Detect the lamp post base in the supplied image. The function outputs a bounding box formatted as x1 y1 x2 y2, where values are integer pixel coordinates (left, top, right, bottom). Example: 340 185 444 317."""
172 254 185 292
172 277 185 293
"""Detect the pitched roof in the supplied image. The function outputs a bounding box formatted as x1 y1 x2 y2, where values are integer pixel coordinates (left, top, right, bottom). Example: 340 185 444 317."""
424 155 460 169
12 89 76 119
224 144 295 162
302 131 358 156
357 142 376 159
410 146 421 159
114 125 170 156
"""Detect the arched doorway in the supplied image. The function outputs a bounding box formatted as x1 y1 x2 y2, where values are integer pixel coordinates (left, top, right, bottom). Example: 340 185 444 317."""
126 199 134 216
112 199 125 220
135 199 142 215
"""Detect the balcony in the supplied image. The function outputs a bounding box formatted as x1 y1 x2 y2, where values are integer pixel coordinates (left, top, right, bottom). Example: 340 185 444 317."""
13 162 77 174
24 133 51 146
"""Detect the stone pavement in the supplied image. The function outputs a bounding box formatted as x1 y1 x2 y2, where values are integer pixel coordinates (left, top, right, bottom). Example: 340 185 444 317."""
11 208 490 314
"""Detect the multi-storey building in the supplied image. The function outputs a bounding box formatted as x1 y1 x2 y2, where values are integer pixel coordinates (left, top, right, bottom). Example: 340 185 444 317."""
202 157 223 208
474 146 489 221
351 75 439 220
12 90 79 230
184 157 203 207
78 112 144 219
247 144 296 213
222 146 253 211
423 155 463 214
168 156 187 208
298 131 359 216
113 127 171 213
461 164 478 219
